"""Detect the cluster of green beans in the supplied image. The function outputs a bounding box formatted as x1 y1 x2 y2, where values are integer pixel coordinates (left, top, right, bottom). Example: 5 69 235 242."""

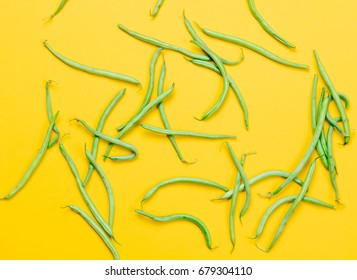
37 2 351 257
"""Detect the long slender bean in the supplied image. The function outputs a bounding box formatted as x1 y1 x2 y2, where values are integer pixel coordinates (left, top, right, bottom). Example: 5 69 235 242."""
141 177 229 206
314 50 350 144
45 80 60 148
252 195 335 240
1 112 59 200
218 170 304 200
200 27 308 69
59 136 114 238
83 89 126 186
247 0 295 48
74 118 138 161
140 123 236 139
151 0 165 17
136 209 213 249
269 96 329 197
188 59 248 129
105 84 175 160
258 159 317 252
84 147 115 228
327 121 340 202
49 0 68 19
225 142 251 219
43 41 140 85
156 59 192 163
65 205 119 260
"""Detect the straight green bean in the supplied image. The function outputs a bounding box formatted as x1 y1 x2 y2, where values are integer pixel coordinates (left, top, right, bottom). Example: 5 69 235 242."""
45 80 60 148
151 0 165 17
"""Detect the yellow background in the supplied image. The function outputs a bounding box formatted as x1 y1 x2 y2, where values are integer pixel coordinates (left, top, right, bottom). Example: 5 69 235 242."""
0 0 356 260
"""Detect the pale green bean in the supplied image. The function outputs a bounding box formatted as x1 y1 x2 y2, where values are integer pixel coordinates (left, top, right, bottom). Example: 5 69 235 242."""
45 80 60 148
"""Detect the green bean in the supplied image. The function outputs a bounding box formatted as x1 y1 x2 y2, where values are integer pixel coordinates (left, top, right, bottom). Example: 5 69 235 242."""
258 159 317 252
269 95 329 197
117 49 163 131
140 123 236 139
65 205 119 260
188 59 248 129
74 118 137 161
338 92 349 109
326 112 344 136
247 0 295 48
136 209 213 249
83 89 126 186
156 59 193 163
327 121 340 202
252 195 335 240
311 77 328 169
84 147 115 228
105 84 175 160
151 0 165 17
45 80 60 148
59 136 114 238
1 112 59 200
117 24 239 65
49 0 68 19
43 40 140 85
314 50 350 144
141 177 229 206
200 27 308 69
218 170 304 200
316 88 329 157
225 142 251 219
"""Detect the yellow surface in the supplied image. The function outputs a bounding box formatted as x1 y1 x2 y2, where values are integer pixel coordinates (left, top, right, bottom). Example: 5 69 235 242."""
0 0 356 260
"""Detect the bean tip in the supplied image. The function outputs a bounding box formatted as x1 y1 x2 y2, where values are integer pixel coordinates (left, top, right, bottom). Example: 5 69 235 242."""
255 243 269 253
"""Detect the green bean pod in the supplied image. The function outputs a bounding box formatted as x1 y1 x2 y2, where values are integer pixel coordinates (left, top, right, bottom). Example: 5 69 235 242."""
136 209 213 249
141 177 229 206
65 205 119 260
49 0 68 19
151 0 165 17
44 41 140 85
45 80 60 148
247 0 295 48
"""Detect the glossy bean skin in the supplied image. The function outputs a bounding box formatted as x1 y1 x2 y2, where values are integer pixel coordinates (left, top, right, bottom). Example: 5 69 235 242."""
74 118 138 161
218 170 304 200
105 84 175 160
314 50 350 144
83 89 126 186
136 209 213 249
43 41 140 85
151 0 165 17
200 27 308 69
1 112 59 200
252 195 335 240
247 0 295 48
188 59 248 129
140 123 236 139
141 177 229 206
66 205 119 260
258 159 317 252
45 80 60 148
270 96 329 197
59 136 114 238
84 147 115 228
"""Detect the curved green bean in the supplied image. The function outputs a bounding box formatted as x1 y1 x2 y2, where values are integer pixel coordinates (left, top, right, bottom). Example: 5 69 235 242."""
252 195 335 240
105 84 175 160
83 89 126 186
1 112 59 200
74 118 138 161
258 159 317 252
59 136 114 239
45 80 60 148
43 40 140 85
141 177 229 206
49 0 68 19
247 0 295 48
327 119 341 202
188 59 248 129
140 123 236 139
218 170 304 200
136 209 213 249
200 27 308 69
314 50 350 144
151 0 165 17
65 205 119 260
84 147 115 228
269 95 329 197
